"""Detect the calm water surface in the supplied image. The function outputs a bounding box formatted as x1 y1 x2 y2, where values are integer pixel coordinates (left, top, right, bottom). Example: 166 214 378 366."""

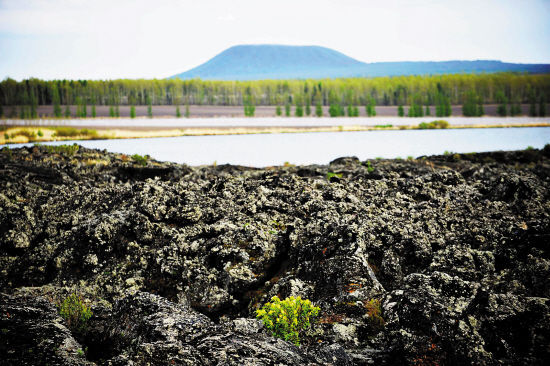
10 127 550 167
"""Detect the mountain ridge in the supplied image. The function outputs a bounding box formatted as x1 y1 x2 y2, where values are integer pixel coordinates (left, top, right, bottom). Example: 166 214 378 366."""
170 44 550 80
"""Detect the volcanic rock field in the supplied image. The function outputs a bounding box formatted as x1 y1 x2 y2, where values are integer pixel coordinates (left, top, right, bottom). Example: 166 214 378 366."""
1 144 549 365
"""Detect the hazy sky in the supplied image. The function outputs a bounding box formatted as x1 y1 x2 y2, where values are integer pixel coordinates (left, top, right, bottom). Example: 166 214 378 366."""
1 0 549 80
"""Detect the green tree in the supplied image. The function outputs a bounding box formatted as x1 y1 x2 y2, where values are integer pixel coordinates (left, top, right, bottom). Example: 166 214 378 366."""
130 105 136 118
276 105 282 116
366 97 377 117
75 97 82 118
109 106 115 117
147 96 153 118
408 101 423 117
435 101 443 117
185 103 190 118
115 105 120 117
347 104 353 117
398 104 404 117
91 105 96 118
29 90 38 118
425 105 431 116
295 100 303 117
444 97 452 116
436 93 451 117
315 101 323 117
329 104 341 117
285 102 291 117
65 105 71 118
52 85 62 118
176 105 181 118
305 103 311 116
244 95 255 117
81 101 87 118
510 101 521 116
477 102 484 116
408 104 415 117
529 90 537 116
496 92 507 117
462 91 479 117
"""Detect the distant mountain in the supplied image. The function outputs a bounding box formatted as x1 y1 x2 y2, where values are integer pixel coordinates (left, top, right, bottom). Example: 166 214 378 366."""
170 45 550 80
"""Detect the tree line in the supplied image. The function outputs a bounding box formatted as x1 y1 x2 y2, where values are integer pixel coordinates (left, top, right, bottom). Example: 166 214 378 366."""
1 73 549 112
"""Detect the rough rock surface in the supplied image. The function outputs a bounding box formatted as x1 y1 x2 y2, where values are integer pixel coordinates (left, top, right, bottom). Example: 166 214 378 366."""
1 144 549 365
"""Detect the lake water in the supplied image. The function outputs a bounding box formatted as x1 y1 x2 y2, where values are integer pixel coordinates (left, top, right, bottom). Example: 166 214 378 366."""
9 127 550 167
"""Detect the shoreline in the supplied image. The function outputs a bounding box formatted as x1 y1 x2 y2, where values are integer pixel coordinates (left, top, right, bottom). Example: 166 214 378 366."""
2 122 550 145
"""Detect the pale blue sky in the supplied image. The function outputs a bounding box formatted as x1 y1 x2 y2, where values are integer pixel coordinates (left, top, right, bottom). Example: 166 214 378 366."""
1 0 549 80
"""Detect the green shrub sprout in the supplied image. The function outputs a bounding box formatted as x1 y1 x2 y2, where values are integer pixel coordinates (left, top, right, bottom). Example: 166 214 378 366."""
131 154 149 166
59 293 92 332
418 120 449 129
40 143 79 155
326 172 343 181
256 296 320 345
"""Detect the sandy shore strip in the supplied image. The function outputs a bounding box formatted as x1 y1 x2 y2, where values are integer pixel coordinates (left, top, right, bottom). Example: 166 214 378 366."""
2 121 549 145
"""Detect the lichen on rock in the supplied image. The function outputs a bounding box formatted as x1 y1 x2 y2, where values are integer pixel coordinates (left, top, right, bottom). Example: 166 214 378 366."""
1 145 549 365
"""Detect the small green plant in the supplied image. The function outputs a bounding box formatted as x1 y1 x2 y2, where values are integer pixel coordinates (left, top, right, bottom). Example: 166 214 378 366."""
525 146 534 150
37 129 44 137
77 348 85 357
256 296 320 345
364 298 385 332
59 293 92 333
43 144 80 155
366 160 374 173
418 120 449 130
131 154 148 166
365 299 384 326
326 172 343 181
